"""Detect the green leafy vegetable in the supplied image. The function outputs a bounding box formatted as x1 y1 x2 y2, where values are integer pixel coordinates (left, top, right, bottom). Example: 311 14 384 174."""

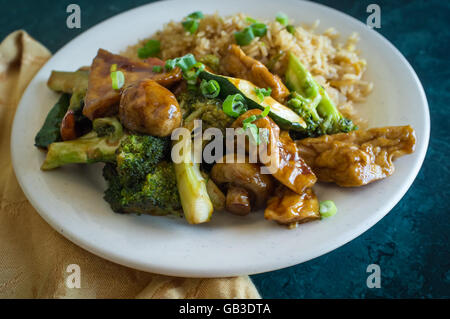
137 39 161 59
34 94 70 148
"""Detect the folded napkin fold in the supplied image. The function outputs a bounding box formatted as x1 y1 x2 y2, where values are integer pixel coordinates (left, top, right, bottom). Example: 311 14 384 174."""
0 30 260 299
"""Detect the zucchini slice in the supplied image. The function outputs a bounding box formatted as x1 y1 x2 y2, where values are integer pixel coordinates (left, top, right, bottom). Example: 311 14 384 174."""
199 71 306 131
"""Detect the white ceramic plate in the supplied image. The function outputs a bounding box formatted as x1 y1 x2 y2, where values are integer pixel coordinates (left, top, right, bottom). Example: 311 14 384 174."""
11 0 429 277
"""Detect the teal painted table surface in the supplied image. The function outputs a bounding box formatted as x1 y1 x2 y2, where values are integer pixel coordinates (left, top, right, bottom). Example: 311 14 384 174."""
2 0 448 298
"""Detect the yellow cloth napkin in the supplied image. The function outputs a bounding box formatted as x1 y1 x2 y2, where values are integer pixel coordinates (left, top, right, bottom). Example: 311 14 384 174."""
0 30 260 299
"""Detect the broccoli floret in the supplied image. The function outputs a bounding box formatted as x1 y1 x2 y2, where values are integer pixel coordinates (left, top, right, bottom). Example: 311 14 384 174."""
103 162 182 216
178 91 234 133
116 135 170 185
285 52 357 137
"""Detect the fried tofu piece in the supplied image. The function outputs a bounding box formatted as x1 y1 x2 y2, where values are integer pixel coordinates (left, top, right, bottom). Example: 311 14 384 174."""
222 44 290 103
232 110 317 194
83 49 182 120
273 131 317 194
296 126 416 187
265 186 320 226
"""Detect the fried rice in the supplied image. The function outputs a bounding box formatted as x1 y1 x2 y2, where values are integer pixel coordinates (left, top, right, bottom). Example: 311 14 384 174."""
123 13 373 125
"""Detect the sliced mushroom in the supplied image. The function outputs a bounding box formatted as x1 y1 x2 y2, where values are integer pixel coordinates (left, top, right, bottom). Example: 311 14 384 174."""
226 186 251 216
210 155 275 214
119 79 182 137
83 49 182 120
265 186 320 227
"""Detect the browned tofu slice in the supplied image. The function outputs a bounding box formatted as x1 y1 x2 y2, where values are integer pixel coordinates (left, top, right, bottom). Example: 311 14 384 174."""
296 126 416 187
265 186 320 226
83 49 182 120
222 44 290 103
232 110 317 195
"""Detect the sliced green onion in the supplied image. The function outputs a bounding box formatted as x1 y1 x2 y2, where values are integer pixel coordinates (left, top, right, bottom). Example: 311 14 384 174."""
152 65 162 73
222 94 247 118
199 54 220 72
250 23 267 37
182 19 199 34
254 87 272 102
235 23 268 46
276 12 289 26
243 115 258 126
110 64 125 90
165 59 176 71
286 25 296 35
246 123 261 145
240 106 271 145
259 105 271 118
137 39 161 59
200 79 220 98
182 11 204 34
234 27 255 46
188 11 204 20
165 54 205 87
165 53 197 72
245 16 259 24
319 200 337 218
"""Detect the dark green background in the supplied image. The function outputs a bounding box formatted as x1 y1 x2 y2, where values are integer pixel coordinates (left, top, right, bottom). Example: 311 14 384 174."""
3 0 449 298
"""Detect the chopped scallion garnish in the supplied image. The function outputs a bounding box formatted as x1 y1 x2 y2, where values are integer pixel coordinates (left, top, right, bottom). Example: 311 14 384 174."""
182 19 200 34
245 17 259 24
152 65 162 73
259 105 271 118
110 64 125 90
182 11 204 34
165 54 205 87
250 23 267 37
286 25 296 35
254 87 272 102
187 11 204 20
234 27 255 46
276 12 289 26
239 106 271 145
222 93 247 118
234 23 267 46
200 79 220 98
319 200 337 218
165 53 197 72
137 39 161 59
